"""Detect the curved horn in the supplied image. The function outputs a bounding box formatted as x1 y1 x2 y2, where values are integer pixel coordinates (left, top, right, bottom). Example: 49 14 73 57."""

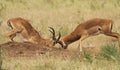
49 27 56 40
56 32 61 43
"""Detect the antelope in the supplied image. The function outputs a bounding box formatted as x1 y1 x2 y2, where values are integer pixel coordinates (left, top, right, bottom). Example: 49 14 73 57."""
6 17 61 47
57 18 120 52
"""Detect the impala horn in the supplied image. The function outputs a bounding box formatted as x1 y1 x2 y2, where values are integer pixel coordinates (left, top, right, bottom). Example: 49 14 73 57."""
49 27 61 43
49 27 56 40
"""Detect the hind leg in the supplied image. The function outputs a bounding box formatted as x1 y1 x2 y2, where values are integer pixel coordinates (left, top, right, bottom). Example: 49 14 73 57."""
104 32 120 41
8 33 16 41
6 29 18 41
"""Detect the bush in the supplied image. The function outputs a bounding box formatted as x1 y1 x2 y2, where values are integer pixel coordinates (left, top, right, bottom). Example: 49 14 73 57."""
100 43 120 62
82 48 93 63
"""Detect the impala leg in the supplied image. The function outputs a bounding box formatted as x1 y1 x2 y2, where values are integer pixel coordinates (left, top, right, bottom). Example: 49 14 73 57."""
104 32 120 41
78 39 82 52
7 31 16 41
78 34 88 52
9 34 16 41
7 29 21 41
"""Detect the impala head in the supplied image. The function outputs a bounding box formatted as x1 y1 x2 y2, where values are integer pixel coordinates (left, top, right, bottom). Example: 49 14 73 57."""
57 39 68 49
49 28 70 49
48 27 61 47
52 33 68 49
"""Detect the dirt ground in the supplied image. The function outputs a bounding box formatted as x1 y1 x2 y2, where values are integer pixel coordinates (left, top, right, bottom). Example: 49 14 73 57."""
0 42 74 57
0 42 100 58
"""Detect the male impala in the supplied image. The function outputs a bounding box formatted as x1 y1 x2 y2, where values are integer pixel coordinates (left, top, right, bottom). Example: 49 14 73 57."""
58 18 120 52
6 17 61 47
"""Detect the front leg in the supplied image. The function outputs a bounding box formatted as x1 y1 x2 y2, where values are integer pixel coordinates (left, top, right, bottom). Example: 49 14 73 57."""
78 34 88 52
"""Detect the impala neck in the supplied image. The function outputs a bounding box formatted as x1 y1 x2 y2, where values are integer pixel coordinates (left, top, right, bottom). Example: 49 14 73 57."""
59 32 81 49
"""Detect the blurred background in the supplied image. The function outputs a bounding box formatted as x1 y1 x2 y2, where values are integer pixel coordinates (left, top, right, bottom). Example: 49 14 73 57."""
1 1 120 70
0 0 120 49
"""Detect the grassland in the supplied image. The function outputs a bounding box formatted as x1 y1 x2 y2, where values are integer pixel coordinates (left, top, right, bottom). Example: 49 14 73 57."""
1 43 120 70
0 0 120 70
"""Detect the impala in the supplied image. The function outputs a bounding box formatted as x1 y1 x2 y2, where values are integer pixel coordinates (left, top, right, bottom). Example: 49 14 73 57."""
6 17 61 47
57 18 120 52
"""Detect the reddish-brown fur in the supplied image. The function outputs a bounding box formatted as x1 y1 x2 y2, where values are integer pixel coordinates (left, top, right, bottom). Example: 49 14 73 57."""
58 18 120 52
6 17 60 47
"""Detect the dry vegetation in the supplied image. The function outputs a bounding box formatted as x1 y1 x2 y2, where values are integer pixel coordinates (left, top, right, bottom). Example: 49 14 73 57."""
0 0 120 70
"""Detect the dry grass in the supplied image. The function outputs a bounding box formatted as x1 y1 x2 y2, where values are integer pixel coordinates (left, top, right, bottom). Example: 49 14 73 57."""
1 53 120 70
0 0 120 70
